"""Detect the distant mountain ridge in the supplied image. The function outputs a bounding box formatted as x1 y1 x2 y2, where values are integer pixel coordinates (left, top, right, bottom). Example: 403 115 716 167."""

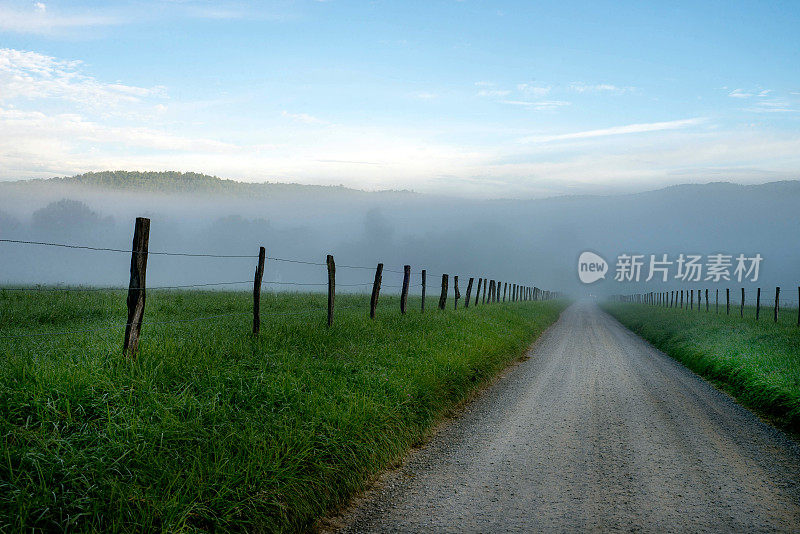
3 171 418 197
3 170 799 202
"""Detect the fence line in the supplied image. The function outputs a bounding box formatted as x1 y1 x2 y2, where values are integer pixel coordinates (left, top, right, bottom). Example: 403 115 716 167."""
610 286 800 328
1 217 561 352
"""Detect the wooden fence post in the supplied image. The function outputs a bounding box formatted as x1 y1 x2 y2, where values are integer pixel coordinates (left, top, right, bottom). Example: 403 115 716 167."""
726 288 730 315
690 289 693 310
454 275 460 309
326 255 335 327
123 217 150 356
475 278 482 306
740 288 745 318
756 287 761 321
715 289 719 313
680 290 683 309
421 269 426 313
438 274 448 310
503 282 507 302
705 289 709 312
370 263 383 319
401 265 411 314
252 246 265 335
465 277 474 308
482 278 487 304
774 286 780 323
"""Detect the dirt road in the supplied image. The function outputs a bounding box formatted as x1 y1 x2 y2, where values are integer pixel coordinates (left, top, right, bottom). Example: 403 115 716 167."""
335 302 800 533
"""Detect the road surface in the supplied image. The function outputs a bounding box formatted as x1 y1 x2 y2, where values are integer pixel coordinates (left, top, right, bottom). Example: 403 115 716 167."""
333 302 800 533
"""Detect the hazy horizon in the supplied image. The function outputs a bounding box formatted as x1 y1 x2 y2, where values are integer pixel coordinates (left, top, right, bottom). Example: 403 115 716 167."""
1 1 799 197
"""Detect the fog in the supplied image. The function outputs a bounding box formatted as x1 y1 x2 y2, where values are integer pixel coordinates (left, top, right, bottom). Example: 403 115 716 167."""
1 179 799 303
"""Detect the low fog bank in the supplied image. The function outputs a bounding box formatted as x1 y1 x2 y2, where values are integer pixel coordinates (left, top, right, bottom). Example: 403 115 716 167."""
1 179 799 301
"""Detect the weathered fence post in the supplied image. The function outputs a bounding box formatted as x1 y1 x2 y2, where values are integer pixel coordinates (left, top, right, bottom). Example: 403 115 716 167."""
690 289 694 310
503 282 507 302
401 265 411 314
774 286 780 323
680 290 684 309
370 263 383 319
465 277 474 308
123 217 150 356
326 255 335 327
740 288 745 318
482 278 487 304
756 287 761 321
726 288 730 315
475 278 482 306
421 269 426 312
715 289 719 313
454 276 460 310
252 246 265 335
705 289 709 312
438 274 449 310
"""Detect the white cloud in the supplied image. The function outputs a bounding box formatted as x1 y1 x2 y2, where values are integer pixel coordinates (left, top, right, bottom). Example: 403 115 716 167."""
729 89 754 98
500 100 570 111
0 4 119 35
477 89 511 97
281 110 328 124
516 83 551 96
0 49 165 110
569 82 631 94
518 118 705 144
412 91 438 99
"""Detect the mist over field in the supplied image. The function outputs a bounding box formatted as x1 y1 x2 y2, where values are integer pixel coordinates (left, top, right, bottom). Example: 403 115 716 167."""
1 172 798 300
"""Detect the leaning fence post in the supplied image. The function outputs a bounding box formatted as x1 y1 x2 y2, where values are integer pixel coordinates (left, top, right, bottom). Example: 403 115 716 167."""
756 288 761 321
370 263 383 319
465 277 474 308
438 274 448 310
326 255 335 327
123 217 150 356
454 275 460 309
475 278 482 306
252 246 265 335
400 265 410 314
421 269 426 312
482 278 487 304
774 286 780 323
503 282 507 302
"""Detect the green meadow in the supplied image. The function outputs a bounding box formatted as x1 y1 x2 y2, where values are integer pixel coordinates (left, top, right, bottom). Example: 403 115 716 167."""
603 301 800 434
0 288 564 532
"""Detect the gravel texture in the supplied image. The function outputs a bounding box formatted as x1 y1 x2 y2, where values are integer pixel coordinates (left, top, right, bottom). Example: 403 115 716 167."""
332 302 800 533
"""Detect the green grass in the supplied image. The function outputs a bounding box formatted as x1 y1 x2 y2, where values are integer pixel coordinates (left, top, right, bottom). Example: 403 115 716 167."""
603 301 800 434
0 288 565 532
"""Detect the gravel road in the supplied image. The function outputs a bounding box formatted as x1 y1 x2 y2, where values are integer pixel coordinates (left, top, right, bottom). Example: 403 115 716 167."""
333 302 800 533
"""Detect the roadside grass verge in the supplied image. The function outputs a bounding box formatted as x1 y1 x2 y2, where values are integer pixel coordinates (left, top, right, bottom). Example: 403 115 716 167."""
0 289 565 532
603 302 800 434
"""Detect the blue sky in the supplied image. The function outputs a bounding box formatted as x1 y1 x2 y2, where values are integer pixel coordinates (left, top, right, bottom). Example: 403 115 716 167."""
1 0 799 197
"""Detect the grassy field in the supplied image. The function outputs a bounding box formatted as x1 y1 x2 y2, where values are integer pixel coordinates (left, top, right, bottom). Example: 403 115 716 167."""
0 288 564 532
603 301 800 434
